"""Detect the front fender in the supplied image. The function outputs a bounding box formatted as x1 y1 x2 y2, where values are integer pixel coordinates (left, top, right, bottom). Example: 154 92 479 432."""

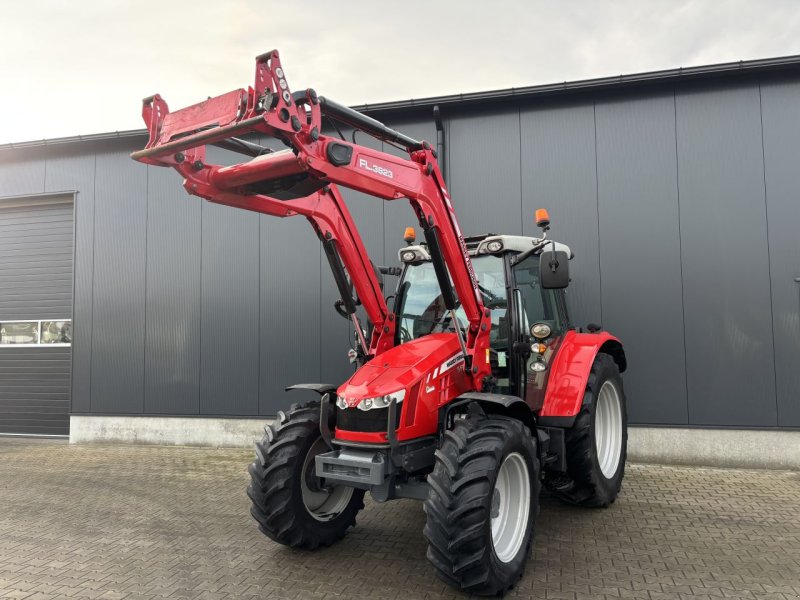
539 330 624 419
442 392 536 435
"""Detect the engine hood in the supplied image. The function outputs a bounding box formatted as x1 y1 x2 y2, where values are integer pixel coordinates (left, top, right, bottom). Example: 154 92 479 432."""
338 333 463 399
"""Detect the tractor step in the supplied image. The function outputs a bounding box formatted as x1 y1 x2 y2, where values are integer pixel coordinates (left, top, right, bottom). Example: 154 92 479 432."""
538 426 567 472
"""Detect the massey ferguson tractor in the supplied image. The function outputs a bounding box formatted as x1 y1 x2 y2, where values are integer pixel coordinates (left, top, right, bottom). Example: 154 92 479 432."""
132 50 628 596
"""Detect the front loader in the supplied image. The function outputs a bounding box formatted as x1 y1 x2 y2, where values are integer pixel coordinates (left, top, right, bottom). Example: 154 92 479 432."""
132 50 628 596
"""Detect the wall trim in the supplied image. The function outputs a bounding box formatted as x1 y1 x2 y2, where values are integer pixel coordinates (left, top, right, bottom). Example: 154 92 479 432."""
628 426 800 470
70 416 800 469
70 415 268 448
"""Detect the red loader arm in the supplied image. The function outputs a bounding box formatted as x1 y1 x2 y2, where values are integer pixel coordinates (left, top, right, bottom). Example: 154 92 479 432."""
131 50 493 388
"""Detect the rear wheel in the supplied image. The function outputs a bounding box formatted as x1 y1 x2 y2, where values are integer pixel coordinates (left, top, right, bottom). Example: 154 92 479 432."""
247 401 365 549
424 413 540 596
547 352 627 507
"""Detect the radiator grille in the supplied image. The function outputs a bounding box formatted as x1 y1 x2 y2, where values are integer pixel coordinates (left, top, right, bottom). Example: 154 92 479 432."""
336 403 402 433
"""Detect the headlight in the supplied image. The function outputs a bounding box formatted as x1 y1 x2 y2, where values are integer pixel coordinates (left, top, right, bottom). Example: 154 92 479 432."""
356 389 406 411
401 250 416 262
336 395 348 410
486 240 504 253
530 360 547 373
530 322 552 339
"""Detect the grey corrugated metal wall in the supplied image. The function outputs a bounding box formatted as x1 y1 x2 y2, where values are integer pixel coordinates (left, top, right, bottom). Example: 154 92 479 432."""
0 196 73 434
0 71 797 428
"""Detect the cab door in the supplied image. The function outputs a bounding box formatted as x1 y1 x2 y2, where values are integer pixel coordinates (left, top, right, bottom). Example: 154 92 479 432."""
509 253 569 412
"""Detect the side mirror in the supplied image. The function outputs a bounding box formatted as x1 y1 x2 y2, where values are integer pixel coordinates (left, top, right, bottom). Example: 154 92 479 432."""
540 249 569 289
370 261 384 292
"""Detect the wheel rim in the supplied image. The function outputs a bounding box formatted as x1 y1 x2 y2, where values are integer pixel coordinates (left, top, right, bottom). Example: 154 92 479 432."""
490 452 531 563
300 438 354 522
595 380 623 479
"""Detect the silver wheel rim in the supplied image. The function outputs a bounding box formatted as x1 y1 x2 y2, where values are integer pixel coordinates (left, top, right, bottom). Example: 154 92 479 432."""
300 438 354 522
595 380 623 479
491 452 531 563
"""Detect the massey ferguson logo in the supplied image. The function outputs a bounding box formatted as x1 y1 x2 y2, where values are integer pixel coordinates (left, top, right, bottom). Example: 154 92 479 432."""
442 355 465 373
359 158 393 179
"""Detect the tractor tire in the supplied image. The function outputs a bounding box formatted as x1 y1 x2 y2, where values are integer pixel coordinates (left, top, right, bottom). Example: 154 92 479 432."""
547 352 627 507
247 400 365 549
424 413 540 596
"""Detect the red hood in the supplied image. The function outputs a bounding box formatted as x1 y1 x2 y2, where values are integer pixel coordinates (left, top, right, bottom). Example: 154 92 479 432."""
338 333 462 399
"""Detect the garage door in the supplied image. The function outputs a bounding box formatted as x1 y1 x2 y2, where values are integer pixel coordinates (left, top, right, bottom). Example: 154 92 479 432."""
0 195 73 436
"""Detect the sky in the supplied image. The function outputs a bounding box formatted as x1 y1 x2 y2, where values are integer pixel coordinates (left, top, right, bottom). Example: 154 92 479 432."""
2 0 800 144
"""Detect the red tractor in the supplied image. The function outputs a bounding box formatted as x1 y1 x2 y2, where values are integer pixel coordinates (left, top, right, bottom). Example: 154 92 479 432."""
133 50 628 596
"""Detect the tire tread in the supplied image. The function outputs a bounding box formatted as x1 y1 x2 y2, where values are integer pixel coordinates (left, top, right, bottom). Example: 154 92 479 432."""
423 414 540 596
247 400 364 550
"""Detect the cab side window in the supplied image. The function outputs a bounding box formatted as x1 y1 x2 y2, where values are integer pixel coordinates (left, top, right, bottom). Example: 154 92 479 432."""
513 255 563 334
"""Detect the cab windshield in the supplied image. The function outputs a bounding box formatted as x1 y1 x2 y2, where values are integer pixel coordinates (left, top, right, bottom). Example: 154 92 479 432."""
395 255 508 346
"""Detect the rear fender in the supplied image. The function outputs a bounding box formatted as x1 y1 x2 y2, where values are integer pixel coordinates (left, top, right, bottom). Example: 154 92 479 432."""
539 330 625 420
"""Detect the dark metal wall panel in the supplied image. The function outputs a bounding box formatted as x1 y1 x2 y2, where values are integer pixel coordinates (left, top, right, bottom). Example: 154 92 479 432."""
519 100 602 327
199 200 260 416
0 149 45 196
316 127 350 387
675 83 777 427
318 259 353 387
343 131 386 384
759 79 800 427
259 216 321 413
316 126 379 388
90 144 148 414
595 93 688 425
0 200 73 320
447 108 522 235
344 130 387 264
245 133 324 412
382 117 438 266
43 148 95 414
380 117 440 320
0 347 70 435
143 166 202 414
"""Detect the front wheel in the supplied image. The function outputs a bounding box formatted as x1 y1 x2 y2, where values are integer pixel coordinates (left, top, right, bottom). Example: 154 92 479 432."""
547 352 627 507
247 401 365 549
424 414 540 596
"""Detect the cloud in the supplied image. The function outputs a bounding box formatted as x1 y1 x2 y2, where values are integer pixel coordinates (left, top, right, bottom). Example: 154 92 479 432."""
1 0 799 143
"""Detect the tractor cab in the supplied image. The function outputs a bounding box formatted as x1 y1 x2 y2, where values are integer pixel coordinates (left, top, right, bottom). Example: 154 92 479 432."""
393 232 573 413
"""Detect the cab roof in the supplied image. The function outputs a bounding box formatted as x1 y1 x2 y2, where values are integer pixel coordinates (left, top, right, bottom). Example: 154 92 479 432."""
398 234 573 264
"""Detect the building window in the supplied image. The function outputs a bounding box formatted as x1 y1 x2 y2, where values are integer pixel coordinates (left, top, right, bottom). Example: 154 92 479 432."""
0 320 72 346
41 320 72 344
